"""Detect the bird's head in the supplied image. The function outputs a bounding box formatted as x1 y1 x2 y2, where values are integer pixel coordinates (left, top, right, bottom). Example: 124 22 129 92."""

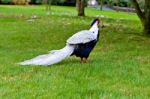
90 18 100 27
89 18 100 40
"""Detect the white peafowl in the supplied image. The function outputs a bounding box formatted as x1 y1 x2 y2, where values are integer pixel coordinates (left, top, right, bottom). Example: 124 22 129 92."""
19 18 100 66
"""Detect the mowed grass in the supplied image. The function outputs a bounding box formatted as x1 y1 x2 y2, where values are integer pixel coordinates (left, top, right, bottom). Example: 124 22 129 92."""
0 5 150 98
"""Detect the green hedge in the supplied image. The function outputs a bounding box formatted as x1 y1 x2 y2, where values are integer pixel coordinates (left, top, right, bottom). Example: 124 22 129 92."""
1 0 12 4
0 0 76 6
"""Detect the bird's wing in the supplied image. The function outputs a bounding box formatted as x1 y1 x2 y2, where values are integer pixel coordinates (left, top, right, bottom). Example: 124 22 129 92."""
67 30 95 44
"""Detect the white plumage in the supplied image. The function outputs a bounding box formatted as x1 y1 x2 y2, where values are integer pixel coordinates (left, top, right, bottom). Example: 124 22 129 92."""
19 45 74 66
19 19 99 66
67 21 99 44
67 30 95 44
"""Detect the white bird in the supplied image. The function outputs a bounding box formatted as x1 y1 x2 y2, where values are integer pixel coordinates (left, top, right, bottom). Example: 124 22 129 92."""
19 18 100 66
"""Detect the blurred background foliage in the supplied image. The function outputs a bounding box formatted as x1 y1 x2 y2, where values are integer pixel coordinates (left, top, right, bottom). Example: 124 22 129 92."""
0 0 144 9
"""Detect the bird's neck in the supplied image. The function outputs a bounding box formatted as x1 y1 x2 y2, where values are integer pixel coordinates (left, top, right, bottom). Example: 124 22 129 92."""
89 23 99 40
89 25 98 32
89 22 98 32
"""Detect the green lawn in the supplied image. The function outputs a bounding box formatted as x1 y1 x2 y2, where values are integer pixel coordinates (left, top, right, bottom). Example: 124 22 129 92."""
0 5 150 99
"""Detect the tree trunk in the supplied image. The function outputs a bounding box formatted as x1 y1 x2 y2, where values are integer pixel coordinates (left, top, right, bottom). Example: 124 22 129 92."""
44 0 51 13
116 0 120 12
143 0 150 35
100 0 103 11
131 0 150 35
77 0 85 16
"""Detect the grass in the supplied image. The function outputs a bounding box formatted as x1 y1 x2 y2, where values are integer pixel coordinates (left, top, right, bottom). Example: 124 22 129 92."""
0 5 150 99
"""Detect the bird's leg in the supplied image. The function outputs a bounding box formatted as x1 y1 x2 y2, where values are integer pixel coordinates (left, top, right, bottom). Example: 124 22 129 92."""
83 58 88 63
80 58 84 64
80 58 88 64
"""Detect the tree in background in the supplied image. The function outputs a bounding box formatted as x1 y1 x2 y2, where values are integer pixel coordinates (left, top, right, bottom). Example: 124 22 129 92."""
131 0 150 35
106 0 131 7
43 0 51 13
99 0 103 10
76 0 85 16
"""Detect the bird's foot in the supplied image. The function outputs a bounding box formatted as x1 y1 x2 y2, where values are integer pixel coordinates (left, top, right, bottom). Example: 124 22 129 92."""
80 58 88 64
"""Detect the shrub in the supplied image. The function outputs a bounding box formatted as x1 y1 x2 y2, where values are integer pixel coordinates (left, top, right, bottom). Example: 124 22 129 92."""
1 0 12 4
30 0 42 4
12 0 31 5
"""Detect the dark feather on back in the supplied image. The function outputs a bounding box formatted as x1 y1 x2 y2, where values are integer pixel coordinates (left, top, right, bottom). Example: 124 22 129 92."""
71 31 100 59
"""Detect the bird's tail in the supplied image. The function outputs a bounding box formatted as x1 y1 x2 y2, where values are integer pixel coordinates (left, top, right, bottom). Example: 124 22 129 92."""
19 45 75 66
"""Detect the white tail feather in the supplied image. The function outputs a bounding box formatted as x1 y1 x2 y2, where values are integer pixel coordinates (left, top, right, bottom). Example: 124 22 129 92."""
19 45 75 66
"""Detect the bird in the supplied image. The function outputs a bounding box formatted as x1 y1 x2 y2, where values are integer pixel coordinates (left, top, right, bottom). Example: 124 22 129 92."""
19 18 100 66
